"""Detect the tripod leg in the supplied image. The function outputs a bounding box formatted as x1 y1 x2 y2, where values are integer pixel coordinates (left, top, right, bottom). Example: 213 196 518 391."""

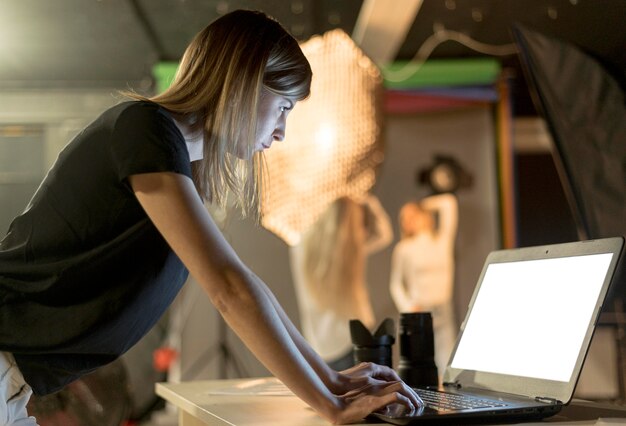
183 314 249 380
219 342 249 378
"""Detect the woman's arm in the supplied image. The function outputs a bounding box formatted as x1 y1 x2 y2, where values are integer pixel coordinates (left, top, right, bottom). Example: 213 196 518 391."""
255 272 407 392
389 244 418 313
361 195 394 254
130 172 420 423
420 193 458 242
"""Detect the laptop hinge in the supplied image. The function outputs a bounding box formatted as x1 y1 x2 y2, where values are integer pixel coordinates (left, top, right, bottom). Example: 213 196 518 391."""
442 381 461 389
534 396 562 405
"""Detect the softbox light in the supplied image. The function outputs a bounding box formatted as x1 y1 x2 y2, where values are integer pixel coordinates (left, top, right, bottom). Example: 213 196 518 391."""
512 24 626 241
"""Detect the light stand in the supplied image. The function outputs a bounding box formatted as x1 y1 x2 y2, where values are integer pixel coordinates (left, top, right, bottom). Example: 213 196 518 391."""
165 282 248 382
184 312 248 380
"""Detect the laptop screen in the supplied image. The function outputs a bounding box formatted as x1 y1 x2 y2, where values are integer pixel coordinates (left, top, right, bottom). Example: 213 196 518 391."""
450 252 614 382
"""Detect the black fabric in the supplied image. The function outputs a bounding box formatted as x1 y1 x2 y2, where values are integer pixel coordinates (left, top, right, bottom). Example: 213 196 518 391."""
512 25 626 312
512 25 626 240
0 101 191 395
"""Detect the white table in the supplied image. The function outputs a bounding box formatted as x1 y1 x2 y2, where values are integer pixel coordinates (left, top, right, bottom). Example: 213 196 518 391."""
156 377 626 426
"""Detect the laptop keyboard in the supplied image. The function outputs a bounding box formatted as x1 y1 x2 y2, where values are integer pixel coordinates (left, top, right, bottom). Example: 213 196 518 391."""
416 388 509 412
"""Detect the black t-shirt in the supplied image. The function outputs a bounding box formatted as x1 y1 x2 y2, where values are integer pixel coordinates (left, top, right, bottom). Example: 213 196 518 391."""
0 101 191 395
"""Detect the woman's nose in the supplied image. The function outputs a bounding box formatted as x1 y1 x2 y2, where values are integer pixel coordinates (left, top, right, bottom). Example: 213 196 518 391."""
273 116 287 141
273 129 285 141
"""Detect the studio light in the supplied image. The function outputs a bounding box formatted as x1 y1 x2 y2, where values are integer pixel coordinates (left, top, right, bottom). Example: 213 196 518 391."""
261 29 384 246
417 155 473 194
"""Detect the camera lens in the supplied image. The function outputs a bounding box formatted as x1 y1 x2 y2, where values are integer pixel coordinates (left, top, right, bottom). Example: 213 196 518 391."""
352 334 394 367
397 312 438 387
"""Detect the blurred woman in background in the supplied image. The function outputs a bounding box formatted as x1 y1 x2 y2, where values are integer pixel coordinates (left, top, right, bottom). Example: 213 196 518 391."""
291 195 393 370
389 193 458 377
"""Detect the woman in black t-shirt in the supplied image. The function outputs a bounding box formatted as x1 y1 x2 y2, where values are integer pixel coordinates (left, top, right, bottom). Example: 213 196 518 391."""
0 9 421 425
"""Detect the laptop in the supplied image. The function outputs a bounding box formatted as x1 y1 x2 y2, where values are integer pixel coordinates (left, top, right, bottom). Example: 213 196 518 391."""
374 236 624 424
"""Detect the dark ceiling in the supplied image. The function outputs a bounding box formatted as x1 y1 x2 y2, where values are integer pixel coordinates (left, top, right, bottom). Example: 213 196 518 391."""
1 0 625 116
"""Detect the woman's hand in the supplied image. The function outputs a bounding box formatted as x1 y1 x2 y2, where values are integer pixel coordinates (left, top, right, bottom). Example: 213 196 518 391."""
331 362 403 393
332 376 423 424
326 362 423 423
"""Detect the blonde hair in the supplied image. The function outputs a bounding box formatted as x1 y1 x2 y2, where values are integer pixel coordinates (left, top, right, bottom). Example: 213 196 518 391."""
300 197 369 321
127 10 311 219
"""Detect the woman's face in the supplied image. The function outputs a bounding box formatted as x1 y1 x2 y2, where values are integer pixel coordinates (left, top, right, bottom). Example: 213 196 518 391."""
236 87 297 159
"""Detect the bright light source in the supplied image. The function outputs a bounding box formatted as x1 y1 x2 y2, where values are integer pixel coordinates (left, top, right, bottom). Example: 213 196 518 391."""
261 29 383 246
314 123 336 153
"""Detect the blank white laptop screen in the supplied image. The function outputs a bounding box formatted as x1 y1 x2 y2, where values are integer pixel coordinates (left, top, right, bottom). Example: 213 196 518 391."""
450 253 614 382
